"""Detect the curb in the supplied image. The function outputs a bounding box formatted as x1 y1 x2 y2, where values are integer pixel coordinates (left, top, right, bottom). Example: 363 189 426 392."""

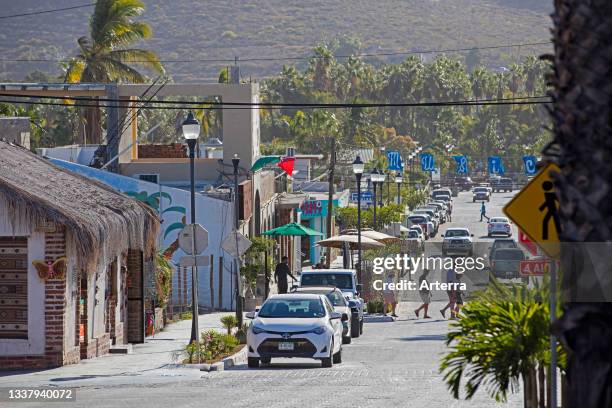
364 314 395 323
200 345 247 372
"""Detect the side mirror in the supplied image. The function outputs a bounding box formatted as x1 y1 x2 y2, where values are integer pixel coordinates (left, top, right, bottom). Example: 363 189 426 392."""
341 313 349 322
245 311 256 319
330 312 342 320
356 284 363 293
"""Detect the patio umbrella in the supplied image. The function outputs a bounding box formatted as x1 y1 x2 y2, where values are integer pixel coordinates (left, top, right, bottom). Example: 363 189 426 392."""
315 234 384 250
340 228 400 244
262 222 323 237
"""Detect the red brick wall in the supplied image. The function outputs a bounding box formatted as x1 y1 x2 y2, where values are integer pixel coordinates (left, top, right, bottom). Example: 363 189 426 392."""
138 144 187 159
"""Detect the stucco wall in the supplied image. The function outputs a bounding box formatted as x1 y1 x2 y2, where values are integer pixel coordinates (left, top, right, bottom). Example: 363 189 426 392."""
0 197 46 356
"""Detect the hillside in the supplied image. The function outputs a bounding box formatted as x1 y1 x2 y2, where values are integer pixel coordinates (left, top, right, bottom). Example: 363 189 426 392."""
0 0 553 82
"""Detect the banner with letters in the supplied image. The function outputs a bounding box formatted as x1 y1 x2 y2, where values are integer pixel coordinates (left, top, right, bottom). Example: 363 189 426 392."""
386 151 403 171
420 153 435 172
523 155 537 176
453 155 469 174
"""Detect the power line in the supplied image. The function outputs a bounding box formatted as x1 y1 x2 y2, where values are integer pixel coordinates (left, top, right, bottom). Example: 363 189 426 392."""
0 97 552 111
0 3 96 20
0 41 551 63
0 93 551 109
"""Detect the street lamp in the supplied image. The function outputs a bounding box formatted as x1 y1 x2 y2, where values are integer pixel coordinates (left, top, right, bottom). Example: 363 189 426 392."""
352 155 364 282
182 111 201 345
232 154 243 327
378 170 386 206
370 168 385 230
395 171 403 205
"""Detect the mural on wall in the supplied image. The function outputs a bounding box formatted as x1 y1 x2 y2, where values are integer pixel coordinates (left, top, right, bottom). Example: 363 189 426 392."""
124 191 187 258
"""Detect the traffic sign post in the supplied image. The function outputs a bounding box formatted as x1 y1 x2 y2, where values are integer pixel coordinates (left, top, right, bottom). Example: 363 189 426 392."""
503 162 561 408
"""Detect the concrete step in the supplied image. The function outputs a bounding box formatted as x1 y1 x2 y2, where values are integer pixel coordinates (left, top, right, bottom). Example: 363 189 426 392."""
109 344 133 354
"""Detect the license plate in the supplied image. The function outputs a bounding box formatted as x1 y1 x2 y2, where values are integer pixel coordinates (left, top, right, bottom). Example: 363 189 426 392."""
278 342 294 351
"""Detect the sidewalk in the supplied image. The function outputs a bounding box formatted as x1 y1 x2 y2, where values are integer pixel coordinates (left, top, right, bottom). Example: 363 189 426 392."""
0 312 231 388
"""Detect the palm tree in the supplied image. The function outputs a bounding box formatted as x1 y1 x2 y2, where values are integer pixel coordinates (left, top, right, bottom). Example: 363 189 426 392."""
64 0 164 144
546 2 612 408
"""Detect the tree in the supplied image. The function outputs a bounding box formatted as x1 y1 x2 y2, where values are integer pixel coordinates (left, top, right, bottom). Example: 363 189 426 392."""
64 0 164 144
546 2 612 408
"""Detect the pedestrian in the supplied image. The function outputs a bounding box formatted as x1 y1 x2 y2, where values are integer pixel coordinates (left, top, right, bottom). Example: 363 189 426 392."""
274 256 296 294
440 267 457 319
382 271 398 318
414 269 432 318
480 201 489 222
453 271 465 317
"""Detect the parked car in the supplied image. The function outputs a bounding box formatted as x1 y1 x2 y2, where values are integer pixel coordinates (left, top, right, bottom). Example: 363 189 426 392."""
490 248 526 281
442 227 474 256
408 225 426 243
492 177 514 193
432 188 452 202
488 217 512 237
488 238 519 260
407 215 431 239
426 202 447 223
299 269 364 338
432 199 452 217
405 229 425 251
292 286 356 344
414 208 440 232
472 187 490 202
246 294 344 368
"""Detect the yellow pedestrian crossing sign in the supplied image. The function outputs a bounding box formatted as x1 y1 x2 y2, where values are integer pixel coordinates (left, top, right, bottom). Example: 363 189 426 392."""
503 163 561 258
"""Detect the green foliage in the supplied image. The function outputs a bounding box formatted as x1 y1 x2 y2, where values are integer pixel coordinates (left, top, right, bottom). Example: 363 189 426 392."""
184 341 198 364
439 278 565 403
199 329 240 362
220 314 238 335
154 251 173 308
240 236 275 293
366 298 385 314
337 203 408 230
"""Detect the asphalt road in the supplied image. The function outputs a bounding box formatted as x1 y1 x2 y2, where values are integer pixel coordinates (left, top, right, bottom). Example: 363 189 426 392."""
0 191 522 408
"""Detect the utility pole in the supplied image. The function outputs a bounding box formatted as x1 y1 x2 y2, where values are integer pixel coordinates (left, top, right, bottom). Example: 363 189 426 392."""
325 138 336 268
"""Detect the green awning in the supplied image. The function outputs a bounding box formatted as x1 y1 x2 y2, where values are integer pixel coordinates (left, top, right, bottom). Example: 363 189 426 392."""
250 155 281 172
262 222 323 237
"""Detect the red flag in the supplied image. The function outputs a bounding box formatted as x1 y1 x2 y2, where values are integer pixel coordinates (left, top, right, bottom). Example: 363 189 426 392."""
277 157 295 176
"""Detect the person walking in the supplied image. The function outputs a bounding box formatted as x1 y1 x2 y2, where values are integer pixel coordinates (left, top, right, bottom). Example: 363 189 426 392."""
440 268 457 319
453 271 465 317
414 269 432 318
382 271 398 318
274 256 296 294
480 201 489 222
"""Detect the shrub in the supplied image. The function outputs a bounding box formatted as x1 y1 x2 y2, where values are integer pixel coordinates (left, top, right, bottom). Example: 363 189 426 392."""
367 299 384 314
220 315 238 335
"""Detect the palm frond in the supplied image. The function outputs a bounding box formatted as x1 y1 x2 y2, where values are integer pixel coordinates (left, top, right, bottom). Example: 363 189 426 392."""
108 48 165 75
97 57 148 83
64 58 86 83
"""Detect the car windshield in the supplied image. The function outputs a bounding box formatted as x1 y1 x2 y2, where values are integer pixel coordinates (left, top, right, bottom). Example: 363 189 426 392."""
301 273 353 290
490 218 508 223
446 230 469 237
408 216 426 224
474 187 488 192
408 231 419 238
326 291 347 306
493 240 517 249
495 250 524 260
257 298 326 318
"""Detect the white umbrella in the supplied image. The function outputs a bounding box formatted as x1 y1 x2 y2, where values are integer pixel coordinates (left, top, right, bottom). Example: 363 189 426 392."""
315 234 384 250
340 228 400 243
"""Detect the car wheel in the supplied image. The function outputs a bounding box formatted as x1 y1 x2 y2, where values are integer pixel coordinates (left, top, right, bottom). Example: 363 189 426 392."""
360 319 364 335
350 315 360 338
333 347 342 364
260 357 271 365
248 357 260 368
321 341 334 368
342 335 352 344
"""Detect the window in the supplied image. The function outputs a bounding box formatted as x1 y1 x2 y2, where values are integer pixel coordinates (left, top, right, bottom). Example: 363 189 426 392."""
445 230 469 237
0 237 28 339
301 274 353 290
138 174 159 184
325 291 347 307
257 299 325 318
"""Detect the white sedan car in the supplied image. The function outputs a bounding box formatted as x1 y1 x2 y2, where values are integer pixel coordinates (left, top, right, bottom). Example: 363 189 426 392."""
246 294 344 368
488 217 512 237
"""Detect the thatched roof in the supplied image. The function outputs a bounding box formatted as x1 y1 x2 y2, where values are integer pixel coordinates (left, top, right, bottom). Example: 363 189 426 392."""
0 139 160 268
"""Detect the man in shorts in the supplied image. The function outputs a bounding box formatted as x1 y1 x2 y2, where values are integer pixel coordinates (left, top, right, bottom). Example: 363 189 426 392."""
440 268 457 319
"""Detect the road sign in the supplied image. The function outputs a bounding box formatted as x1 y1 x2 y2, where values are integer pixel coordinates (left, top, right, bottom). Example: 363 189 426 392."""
518 229 539 256
519 259 551 277
179 255 210 268
178 224 209 255
221 231 252 258
503 163 561 258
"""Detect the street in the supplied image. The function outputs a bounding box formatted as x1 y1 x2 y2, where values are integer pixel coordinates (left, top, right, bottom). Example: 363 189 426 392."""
0 191 522 408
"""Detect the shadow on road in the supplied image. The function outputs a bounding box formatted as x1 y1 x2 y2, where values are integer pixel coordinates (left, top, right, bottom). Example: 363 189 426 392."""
230 362 322 371
397 334 446 342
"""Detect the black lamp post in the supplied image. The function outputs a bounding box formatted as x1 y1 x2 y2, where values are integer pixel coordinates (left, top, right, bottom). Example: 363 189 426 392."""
395 171 403 205
370 168 385 230
352 155 364 282
232 154 243 327
182 111 201 345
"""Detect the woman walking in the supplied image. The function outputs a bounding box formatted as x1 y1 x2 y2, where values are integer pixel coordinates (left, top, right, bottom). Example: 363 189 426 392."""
414 269 432 318
382 271 398 318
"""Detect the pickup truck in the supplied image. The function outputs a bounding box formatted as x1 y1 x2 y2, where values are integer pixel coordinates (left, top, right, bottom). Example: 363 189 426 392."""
299 269 364 338
491 177 513 193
